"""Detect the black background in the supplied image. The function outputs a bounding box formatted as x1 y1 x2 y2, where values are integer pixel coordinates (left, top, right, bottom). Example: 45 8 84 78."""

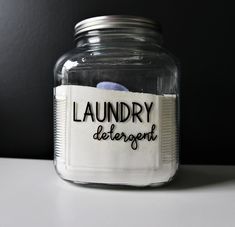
0 0 234 164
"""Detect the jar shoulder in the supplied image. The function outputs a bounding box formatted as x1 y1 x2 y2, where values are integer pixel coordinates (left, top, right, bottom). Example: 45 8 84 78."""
54 45 179 75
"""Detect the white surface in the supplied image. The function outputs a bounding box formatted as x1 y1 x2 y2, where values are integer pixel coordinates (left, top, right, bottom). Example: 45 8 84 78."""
0 158 235 227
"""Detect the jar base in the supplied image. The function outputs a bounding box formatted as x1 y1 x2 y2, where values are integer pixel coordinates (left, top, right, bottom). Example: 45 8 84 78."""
55 160 178 188
71 180 168 188
56 168 177 188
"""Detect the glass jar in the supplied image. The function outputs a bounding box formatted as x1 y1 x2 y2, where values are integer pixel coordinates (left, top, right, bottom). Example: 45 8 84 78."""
54 15 180 187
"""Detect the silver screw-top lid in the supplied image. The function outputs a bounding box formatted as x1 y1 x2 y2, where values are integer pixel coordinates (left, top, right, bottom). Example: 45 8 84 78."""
74 15 161 36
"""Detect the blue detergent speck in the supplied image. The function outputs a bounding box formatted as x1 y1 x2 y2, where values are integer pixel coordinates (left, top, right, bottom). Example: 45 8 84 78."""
96 81 128 91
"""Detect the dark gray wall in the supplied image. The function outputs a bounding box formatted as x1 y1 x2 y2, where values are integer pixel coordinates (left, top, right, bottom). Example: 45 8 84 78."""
0 0 234 164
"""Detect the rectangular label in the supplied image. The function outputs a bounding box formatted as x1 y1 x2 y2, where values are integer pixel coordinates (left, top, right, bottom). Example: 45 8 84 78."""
55 85 176 171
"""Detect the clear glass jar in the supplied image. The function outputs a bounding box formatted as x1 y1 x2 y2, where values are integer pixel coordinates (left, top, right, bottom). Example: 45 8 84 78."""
54 15 179 187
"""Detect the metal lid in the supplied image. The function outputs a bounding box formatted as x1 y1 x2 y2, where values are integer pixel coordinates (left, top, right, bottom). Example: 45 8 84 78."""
74 15 161 36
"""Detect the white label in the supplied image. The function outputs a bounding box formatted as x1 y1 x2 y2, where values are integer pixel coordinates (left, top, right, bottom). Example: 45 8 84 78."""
55 85 176 171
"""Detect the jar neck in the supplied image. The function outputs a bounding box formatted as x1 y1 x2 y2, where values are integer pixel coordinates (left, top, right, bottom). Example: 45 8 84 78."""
75 28 163 48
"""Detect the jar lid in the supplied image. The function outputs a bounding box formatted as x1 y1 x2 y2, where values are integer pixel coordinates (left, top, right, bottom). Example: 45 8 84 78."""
74 15 161 36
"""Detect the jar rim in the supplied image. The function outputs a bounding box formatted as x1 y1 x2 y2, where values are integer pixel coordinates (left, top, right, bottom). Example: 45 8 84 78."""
74 15 161 37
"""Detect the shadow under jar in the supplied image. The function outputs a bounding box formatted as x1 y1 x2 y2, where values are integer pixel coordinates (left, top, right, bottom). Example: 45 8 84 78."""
54 15 180 187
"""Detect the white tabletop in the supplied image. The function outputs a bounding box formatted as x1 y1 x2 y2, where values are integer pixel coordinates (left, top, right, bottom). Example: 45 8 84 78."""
0 158 235 227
